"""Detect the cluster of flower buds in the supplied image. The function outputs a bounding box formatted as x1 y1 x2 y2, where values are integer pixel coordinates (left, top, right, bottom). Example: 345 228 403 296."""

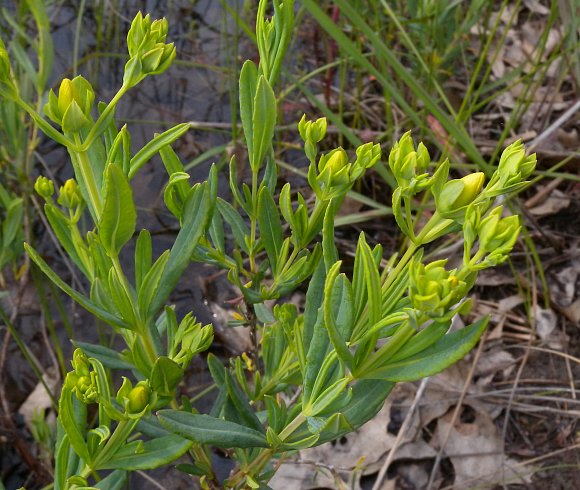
34 176 55 200
298 115 327 164
44 76 95 133
388 131 432 190
65 349 99 404
116 377 152 416
57 179 83 210
409 258 475 319
485 140 536 197
307 141 381 201
170 313 213 368
463 204 521 267
35 176 85 222
123 12 176 88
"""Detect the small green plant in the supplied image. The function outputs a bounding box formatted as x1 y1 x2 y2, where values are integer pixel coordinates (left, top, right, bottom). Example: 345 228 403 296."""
0 2 535 489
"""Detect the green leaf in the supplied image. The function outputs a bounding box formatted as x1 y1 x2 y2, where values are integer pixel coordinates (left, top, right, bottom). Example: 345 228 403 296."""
362 317 488 381
94 470 127 490
207 353 226 386
25 244 129 329
2 197 23 248
341 380 394 429
209 210 225 254
359 233 381 326
108 266 138 326
73 341 133 370
323 263 354 369
302 259 326 361
225 373 264 434
251 76 277 172
101 435 192 470
157 411 269 448
308 378 350 417
134 229 152 291
239 60 258 163
150 356 184 397
388 320 450 362
163 172 191 219
44 204 91 278
258 187 283 275
159 145 189 204
217 197 250 254
128 123 190 178
100 164 136 255
138 250 170 320
59 386 90 463
148 183 212 317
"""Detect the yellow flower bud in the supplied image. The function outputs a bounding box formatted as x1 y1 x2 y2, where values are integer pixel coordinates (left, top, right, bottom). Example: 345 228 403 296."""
34 176 54 200
58 179 83 209
127 385 150 413
437 172 485 219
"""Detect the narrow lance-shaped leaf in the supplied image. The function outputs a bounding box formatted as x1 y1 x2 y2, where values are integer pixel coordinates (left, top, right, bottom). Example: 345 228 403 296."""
157 411 269 449
25 244 129 329
323 263 355 370
100 435 192 470
100 163 136 255
359 233 381 327
58 386 90 463
258 186 283 275
134 229 152 291
362 317 488 381
128 123 191 178
239 60 258 163
148 182 213 317
251 75 277 173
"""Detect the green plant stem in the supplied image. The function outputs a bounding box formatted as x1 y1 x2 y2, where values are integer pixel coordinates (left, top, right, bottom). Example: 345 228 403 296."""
86 418 139 471
355 321 415 376
227 413 308 488
110 255 158 368
80 85 129 151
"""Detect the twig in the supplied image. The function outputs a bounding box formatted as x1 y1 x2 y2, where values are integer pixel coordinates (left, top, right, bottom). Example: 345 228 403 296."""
527 99 580 151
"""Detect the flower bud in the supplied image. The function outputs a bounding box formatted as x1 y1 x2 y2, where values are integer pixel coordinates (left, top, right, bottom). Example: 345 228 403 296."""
72 349 90 376
416 142 430 172
354 142 382 169
436 172 485 219
310 117 328 143
498 140 536 181
299 116 327 164
388 131 418 185
34 176 54 200
44 76 94 130
125 13 175 86
57 179 83 209
316 148 350 192
66 350 99 403
478 206 520 255
127 384 150 414
409 259 469 318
